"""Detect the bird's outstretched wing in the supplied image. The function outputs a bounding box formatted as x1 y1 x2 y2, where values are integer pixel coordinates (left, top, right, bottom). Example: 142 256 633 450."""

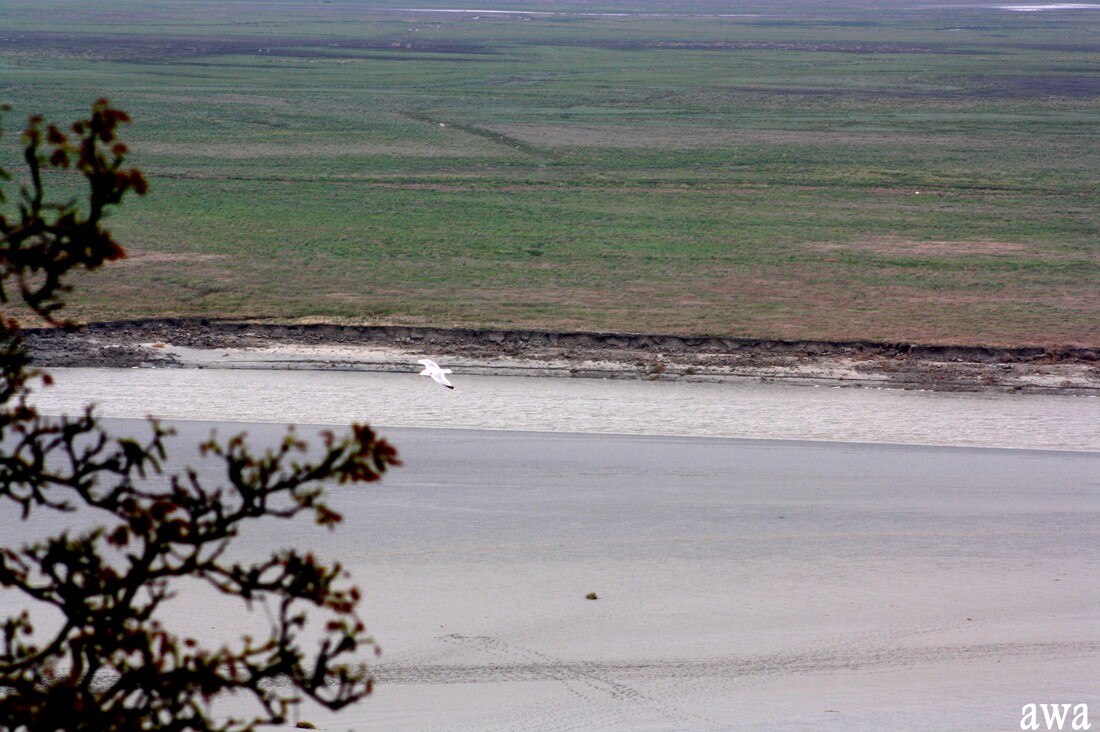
417 358 456 389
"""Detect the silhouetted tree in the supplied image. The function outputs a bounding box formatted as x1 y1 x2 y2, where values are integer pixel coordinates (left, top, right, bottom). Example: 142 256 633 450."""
0 100 400 731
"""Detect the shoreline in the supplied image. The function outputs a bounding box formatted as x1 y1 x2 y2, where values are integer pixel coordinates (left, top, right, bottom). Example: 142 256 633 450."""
22 318 1100 395
31 368 1100 452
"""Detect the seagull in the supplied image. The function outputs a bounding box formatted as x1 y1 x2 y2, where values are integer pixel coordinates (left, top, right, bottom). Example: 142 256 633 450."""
417 358 455 389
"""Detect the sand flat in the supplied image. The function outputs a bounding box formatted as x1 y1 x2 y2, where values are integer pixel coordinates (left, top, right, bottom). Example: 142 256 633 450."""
12 365 1100 730
142 422 1100 730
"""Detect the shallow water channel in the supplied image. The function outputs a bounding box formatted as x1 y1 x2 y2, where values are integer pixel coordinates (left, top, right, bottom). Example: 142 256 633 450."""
28 366 1099 452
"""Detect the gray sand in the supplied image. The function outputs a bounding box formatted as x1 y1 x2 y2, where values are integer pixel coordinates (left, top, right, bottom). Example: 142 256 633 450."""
12 368 1100 730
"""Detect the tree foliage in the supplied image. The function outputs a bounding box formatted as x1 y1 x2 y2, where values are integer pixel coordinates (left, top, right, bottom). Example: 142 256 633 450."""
0 100 400 731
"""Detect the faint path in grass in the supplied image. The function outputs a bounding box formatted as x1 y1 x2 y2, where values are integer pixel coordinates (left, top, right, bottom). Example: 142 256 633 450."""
404 111 560 163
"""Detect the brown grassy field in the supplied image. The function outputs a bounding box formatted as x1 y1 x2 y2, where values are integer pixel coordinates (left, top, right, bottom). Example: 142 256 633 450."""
2 0 1098 347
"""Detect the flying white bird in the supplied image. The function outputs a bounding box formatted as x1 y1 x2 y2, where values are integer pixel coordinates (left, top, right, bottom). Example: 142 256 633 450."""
417 358 455 389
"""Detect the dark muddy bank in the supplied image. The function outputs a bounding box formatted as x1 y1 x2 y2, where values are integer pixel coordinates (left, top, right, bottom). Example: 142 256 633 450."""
20 318 1100 394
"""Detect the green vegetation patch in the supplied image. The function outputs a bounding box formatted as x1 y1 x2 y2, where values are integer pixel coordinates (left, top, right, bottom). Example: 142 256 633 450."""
3 0 1098 346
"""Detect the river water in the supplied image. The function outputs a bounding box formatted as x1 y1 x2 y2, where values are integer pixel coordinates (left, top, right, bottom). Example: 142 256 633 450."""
26 366 1100 452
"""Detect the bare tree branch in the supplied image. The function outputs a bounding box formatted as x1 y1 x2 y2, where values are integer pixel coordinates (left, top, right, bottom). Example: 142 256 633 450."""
0 100 400 732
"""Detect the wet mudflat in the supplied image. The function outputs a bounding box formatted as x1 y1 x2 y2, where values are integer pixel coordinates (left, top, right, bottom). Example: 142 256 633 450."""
363 427 1094 732
14 369 1100 730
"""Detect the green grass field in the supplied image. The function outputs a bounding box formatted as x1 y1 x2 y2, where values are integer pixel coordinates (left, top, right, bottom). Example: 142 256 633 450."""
2 0 1098 346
